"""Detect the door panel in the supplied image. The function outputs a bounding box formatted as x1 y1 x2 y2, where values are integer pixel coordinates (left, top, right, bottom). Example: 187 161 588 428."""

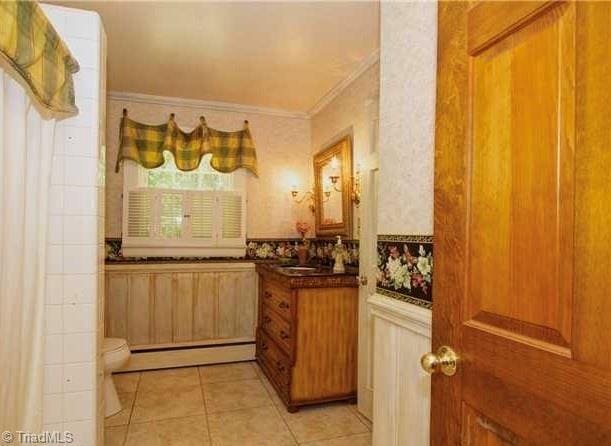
461 404 520 446
432 1 611 444
467 1 574 351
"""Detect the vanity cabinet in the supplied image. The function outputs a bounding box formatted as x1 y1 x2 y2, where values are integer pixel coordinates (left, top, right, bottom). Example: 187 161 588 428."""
256 264 359 412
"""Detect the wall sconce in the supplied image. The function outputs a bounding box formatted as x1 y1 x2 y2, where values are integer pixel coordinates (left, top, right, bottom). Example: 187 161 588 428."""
327 163 362 207
290 187 330 214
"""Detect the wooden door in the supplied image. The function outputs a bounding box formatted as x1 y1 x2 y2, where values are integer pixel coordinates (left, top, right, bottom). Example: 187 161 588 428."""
432 1 611 444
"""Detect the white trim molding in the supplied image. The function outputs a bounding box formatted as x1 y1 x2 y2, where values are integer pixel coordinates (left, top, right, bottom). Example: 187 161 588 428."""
307 48 380 117
108 91 309 120
368 292 432 338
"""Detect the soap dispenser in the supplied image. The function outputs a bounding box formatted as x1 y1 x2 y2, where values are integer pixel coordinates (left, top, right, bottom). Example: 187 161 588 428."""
333 235 346 274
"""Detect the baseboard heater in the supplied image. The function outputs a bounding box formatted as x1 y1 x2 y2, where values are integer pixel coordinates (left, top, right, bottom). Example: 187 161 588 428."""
118 341 256 372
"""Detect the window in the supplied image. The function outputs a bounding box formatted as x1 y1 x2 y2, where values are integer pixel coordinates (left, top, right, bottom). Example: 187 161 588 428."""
122 153 246 257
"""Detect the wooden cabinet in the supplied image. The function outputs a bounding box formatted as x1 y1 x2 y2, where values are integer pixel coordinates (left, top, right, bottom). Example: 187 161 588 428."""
256 264 359 412
105 263 257 350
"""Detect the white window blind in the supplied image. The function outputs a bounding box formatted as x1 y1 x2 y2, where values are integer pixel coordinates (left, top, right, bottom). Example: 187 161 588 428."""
126 190 153 238
190 193 215 239
221 194 243 239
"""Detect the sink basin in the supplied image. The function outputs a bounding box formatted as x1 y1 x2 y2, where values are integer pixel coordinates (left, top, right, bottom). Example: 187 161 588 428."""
281 266 318 273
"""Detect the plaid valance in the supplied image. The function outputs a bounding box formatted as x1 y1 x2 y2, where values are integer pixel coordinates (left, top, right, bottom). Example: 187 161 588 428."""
115 113 258 176
0 0 79 118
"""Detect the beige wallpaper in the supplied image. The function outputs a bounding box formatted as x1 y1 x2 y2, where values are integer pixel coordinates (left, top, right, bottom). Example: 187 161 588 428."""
378 1 437 235
105 98 314 239
310 63 380 238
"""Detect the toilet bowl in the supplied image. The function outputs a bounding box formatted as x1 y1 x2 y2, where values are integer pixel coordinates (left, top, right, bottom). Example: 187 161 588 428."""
102 337 131 417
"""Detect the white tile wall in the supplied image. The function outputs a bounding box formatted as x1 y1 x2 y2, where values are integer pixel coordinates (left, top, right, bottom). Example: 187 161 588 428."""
41 4 105 445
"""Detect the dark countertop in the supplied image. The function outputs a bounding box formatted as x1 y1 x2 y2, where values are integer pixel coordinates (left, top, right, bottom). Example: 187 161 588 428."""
105 257 277 265
256 263 359 289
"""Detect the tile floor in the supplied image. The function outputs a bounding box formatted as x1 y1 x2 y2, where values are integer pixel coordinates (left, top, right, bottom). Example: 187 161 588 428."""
105 361 372 446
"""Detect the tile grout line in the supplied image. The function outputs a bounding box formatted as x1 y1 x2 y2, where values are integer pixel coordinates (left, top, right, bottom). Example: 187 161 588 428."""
299 431 372 445
197 366 214 445
253 362 300 445
121 371 141 446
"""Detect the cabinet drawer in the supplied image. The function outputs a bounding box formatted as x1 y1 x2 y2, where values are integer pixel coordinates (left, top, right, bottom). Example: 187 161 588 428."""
257 330 290 394
261 304 293 355
261 281 293 321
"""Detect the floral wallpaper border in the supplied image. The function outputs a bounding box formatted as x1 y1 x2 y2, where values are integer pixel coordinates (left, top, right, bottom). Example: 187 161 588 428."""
106 237 359 266
246 238 359 266
376 234 433 309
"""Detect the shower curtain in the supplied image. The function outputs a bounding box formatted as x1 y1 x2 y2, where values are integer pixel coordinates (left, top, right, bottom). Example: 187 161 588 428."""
0 69 56 431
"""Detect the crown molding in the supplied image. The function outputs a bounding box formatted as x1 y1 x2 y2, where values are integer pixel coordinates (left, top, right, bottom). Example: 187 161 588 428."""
307 48 380 117
107 91 309 120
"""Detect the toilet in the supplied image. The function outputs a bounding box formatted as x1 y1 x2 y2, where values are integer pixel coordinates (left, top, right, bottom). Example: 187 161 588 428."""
102 337 131 417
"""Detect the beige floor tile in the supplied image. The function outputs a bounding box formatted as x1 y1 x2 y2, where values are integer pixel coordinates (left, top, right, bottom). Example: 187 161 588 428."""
105 425 128 446
301 433 372 446
203 378 272 413
198 362 257 384
208 406 296 446
139 367 200 392
125 415 209 446
113 372 141 393
282 404 369 443
131 383 205 423
259 372 288 409
105 391 135 427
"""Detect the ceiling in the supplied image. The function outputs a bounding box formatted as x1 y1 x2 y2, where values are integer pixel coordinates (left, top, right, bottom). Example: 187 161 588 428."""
50 1 380 113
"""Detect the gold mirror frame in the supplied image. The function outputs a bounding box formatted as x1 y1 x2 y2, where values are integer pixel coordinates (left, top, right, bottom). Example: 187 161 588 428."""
313 136 353 238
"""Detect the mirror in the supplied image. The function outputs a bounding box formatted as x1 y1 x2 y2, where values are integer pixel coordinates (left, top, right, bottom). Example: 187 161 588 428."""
314 136 353 238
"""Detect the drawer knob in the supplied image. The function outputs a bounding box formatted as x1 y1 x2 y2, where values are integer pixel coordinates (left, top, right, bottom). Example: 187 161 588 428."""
278 301 289 310
280 330 289 340
261 343 268 351
264 291 272 298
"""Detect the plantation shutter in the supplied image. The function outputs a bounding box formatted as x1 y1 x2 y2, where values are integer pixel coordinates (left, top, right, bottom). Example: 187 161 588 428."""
126 190 153 237
122 188 246 256
219 192 245 246
190 193 215 240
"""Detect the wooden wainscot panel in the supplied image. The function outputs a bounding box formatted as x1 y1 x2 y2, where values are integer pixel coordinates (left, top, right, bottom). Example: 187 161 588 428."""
105 263 258 360
127 273 151 346
193 272 217 340
105 273 128 339
173 273 195 342
152 273 173 344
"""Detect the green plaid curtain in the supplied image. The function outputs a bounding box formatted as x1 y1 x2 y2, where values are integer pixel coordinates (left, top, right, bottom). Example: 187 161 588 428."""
0 0 79 118
116 114 258 176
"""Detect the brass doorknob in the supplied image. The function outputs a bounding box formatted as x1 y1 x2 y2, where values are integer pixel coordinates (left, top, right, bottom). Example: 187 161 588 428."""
420 346 459 376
